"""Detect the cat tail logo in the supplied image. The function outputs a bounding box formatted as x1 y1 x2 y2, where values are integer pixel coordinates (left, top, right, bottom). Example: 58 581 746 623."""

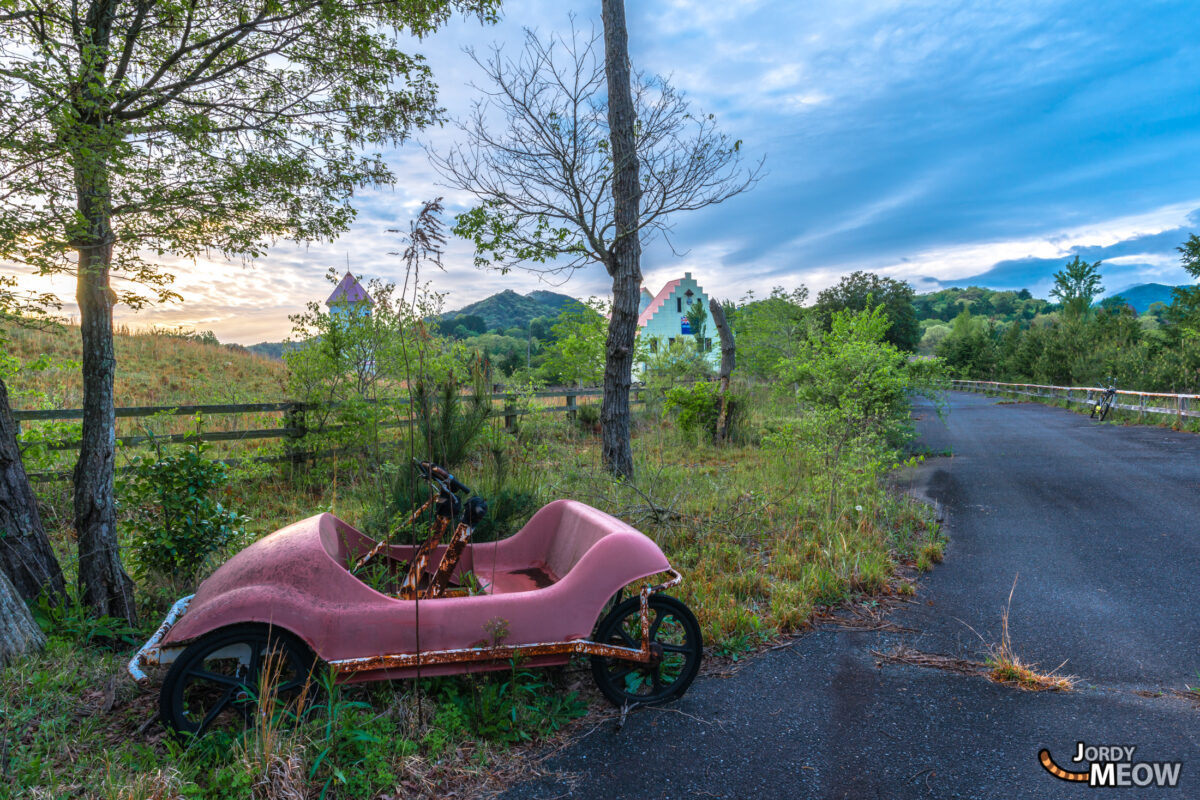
1039 744 1182 788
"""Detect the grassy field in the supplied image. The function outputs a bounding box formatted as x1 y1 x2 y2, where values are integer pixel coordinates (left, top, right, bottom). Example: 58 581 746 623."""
6 325 287 410
2 347 944 799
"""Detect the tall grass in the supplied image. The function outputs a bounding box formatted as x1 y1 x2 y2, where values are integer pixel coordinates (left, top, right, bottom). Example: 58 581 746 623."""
6 370 943 797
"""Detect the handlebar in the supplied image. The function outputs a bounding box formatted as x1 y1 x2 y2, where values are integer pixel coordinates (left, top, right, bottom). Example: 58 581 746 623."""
415 460 470 495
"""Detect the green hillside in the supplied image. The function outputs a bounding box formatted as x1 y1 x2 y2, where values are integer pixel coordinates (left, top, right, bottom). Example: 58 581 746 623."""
440 289 585 331
913 286 1052 323
246 340 301 360
1103 283 1181 313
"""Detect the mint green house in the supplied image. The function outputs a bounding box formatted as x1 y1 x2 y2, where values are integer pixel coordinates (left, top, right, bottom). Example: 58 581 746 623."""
637 271 718 365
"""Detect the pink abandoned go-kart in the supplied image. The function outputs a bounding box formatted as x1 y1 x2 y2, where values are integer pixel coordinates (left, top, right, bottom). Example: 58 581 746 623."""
128 461 702 735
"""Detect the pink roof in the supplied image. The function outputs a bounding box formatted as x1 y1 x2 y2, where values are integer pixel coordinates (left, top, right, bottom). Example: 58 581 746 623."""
326 271 374 306
637 279 682 327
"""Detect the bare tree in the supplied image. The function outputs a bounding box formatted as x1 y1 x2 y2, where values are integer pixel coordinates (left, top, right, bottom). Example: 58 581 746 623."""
435 13 761 478
708 297 736 443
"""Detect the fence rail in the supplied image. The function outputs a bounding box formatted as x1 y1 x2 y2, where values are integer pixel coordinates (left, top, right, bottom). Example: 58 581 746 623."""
14 387 631 482
951 380 1200 421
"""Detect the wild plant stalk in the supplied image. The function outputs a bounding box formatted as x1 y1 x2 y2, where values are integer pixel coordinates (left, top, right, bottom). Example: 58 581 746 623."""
390 198 448 727
985 576 1075 691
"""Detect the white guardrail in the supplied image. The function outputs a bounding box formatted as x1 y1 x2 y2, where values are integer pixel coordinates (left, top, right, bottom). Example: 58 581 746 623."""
951 380 1200 422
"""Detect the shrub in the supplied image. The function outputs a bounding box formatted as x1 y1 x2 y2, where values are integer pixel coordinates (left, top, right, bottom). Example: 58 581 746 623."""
663 381 740 439
575 402 600 431
471 488 540 542
411 361 492 469
120 445 247 584
663 381 719 436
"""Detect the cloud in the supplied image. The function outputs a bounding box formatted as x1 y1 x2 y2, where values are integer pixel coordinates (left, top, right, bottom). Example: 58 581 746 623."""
7 0 1200 343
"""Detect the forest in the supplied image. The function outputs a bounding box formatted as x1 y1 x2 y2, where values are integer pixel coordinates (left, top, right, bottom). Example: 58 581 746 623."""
926 246 1200 392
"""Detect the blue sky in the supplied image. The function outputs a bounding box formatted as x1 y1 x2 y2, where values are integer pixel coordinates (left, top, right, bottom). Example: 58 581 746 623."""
31 0 1200 342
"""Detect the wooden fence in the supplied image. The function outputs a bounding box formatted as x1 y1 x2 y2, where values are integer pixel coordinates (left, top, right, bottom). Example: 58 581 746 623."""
951 380 1200 422
14 387 635 482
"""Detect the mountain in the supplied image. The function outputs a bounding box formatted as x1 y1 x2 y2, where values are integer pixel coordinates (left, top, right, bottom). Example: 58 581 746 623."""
439 289 585 331
1103 283 1183 314
246 341 301 360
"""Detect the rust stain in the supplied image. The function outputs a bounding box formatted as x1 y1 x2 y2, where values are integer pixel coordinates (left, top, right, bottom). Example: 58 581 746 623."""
329 638 651 674
506 566 556 589
329 571 687 676
427 521 472 598
398 515 449 600
354 497 433 573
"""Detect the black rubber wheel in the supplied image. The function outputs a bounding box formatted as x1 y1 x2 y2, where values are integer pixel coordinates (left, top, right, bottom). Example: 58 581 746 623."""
1099 401 1111 421
1090 403 1099 419
160 624 317 738
590 594 702 707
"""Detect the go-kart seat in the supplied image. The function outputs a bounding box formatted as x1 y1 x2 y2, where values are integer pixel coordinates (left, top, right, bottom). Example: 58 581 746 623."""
482 500 639 595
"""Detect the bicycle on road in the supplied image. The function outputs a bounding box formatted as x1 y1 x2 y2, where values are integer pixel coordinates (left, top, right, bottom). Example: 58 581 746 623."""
1090 380 1116 421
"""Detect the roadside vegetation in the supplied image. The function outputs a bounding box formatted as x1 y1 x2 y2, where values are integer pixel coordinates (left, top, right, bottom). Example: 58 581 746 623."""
927 244 1200 393
0 2 957 795
3 266 946 798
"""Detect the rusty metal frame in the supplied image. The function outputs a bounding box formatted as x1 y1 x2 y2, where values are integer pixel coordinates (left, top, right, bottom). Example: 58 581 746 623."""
353 496 434 573
328 569 684 675
425 520 473 598
128 594 194 683
126 563 684 685
398 514 450 599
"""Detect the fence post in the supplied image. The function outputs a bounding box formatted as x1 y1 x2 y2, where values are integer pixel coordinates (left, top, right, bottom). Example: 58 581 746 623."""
566 393 577 422
1181 396 1190 423
284 402 307 466
1139 394 1146 422
504 394 517 433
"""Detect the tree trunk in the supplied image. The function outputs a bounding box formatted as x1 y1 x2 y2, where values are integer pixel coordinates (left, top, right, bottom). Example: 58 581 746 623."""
709 298 736 443
600 0 642 480
72 145 138 625
0 377 67 603
0 565 44 668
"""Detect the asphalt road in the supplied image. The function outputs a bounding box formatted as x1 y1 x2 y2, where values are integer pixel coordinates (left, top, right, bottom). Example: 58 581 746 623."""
502 392 1200 799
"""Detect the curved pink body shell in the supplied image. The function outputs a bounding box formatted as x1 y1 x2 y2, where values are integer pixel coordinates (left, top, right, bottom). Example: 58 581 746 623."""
161 500 671 678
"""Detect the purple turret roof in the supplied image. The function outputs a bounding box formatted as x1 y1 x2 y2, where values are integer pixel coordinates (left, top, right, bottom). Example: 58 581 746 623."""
326 271 374 307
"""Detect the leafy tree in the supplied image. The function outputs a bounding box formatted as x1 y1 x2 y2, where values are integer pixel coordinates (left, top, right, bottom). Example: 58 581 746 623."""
456 315 489 336
1167 234 1200 336
1050 256 1104 320
815 272 920 351
463 333 527 376
685 299 708 351
0 0 495 621
121 445 247 589
918 323 952 356
773 305 943 504
936 310 998 378
1097 295 1131 314
529 317 553 343
732 287 809 378
434 16 761 477
780 305 913 435
539 300 608 387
